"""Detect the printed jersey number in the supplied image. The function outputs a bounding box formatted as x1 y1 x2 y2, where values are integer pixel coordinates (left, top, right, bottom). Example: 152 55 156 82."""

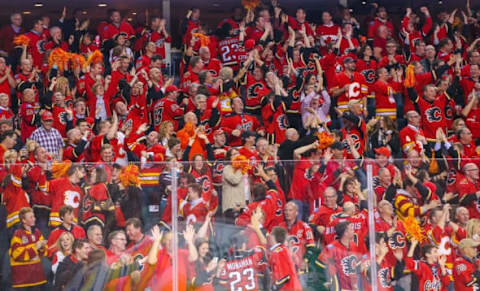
221 44 239 62
228 268 255 291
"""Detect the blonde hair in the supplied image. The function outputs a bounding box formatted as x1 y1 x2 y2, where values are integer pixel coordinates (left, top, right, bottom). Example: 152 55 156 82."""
3 149 17 164
56 231 74 254
158 121 173 140
55 76 70 97
466 218 480 239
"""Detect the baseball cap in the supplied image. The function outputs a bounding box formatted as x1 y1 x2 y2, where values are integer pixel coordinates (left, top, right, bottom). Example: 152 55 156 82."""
41 111 54 121
165 85 179 94
458 238 480 249
374 146 391 158
343 57 356 64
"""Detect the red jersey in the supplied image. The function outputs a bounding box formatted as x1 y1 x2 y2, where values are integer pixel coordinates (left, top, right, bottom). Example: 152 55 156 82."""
404 257 450 291
457 177 480 219
316 23 340 49
268 243 302 291
25 165 50 211
101 21 135 40
218 36 240 67
362 255 395 291
332 71 368 112
52 105 69 137
19 102 38 142
10 227 47 288
310 205 343 228
220 113 262 147
375 218 407 266
324 213 368 250
25 30 47 68
316 239 364 291
399 124 425 155
341 117 367 159
243 73 269 111
149 97 184 130
373 79 397 119
47 224 86 257
368 17 395 40
414 95 448 140
48 178 84 227
279 220 315 272
453 255 480 291
218 248 267 291
2 165 30 228
180 198 209 225
261 98 289 144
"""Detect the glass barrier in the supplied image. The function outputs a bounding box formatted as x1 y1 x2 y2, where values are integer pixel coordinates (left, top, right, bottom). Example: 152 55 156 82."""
0 156 473 290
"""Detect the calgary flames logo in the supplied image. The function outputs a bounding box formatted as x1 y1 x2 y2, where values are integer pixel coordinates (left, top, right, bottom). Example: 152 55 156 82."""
341 255 358 275
378 267 391 287
347 82 361 98
276 114 289 130
362 69 376 84
388 231 406 249
64 190 81 208
425 107 442 122
247 83 264 99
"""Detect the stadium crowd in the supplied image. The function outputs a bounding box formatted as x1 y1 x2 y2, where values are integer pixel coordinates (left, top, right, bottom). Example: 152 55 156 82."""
4 0 480 290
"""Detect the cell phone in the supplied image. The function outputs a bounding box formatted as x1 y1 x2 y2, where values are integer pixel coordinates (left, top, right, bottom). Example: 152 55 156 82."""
212 257 219 264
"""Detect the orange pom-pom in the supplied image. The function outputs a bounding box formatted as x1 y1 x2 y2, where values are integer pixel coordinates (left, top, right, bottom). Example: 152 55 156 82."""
48 48 69 72
404 64 415 88
69 53 86 69
51 160 72 179
232 155 252 174
403 216 426 242
242 0 261 10
192 33 210 48
86 50 104 66
316 131 335 150
119 164 141 188
13 34 30 47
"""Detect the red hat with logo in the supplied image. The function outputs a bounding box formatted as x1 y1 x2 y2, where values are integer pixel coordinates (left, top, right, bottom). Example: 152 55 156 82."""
165 85 179 94
374 146 391 157
41 111 54 121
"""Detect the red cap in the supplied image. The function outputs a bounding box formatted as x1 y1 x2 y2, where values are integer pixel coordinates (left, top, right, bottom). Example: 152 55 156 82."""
374 146 391 157
245 39 255 51
165 85 179 94
41 111 54 121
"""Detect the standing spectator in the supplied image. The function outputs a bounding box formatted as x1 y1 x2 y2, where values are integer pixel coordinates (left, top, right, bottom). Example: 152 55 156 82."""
0 13 25 57
279 202 315 281
0 130 17 164
25 18 47 69
9 207 48 289
48 164 85 227
453 238 480 290
268 226 302 291
316 221 362 291
29 111 65 160
47 205 86 257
